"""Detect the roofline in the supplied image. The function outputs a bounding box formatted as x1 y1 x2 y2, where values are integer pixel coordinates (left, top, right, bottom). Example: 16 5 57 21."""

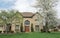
21 12 43 18
32 12 43 18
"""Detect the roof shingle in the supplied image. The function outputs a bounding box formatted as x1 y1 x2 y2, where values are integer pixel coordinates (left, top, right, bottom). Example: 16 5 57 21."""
21 12 34 18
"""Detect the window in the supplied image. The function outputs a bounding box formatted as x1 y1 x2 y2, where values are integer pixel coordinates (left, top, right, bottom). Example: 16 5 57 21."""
15 25 19 31
24 20 30 25
35 19 38 21
35 25 39 32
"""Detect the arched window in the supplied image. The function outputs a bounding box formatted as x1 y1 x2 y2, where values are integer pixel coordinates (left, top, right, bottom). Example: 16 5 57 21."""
24 20 30 25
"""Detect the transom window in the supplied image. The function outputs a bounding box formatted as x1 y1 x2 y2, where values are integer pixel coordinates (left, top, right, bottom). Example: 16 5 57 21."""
24 20 30 25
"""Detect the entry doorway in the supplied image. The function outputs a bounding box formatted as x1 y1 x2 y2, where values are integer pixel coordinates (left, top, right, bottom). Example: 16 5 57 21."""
6 23 11 32
24 20 30 32
25 26 29 32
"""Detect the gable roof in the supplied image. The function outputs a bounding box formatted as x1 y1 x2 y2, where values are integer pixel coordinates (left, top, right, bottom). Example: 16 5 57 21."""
32 12 43 18
21 12 34 18
21 12 43 18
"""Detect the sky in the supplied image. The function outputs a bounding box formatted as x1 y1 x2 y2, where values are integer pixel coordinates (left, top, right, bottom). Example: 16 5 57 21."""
0 0 60 18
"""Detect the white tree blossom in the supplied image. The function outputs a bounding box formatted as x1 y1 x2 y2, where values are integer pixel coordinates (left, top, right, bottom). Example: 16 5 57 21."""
34 0 58 32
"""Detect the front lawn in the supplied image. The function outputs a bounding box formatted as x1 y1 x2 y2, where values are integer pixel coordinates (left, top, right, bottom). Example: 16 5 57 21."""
0 32 60 38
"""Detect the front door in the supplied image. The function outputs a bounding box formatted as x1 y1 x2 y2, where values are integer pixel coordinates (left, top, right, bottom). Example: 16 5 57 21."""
25 26 29 32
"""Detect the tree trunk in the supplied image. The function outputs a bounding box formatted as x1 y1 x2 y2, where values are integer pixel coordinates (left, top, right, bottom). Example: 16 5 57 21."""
45 21 49 32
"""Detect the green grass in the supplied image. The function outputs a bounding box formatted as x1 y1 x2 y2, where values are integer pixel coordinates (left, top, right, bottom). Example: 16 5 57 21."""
0 32 60 38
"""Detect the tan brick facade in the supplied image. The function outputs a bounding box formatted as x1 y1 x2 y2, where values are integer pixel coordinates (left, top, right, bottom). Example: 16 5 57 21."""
0 12 43 33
